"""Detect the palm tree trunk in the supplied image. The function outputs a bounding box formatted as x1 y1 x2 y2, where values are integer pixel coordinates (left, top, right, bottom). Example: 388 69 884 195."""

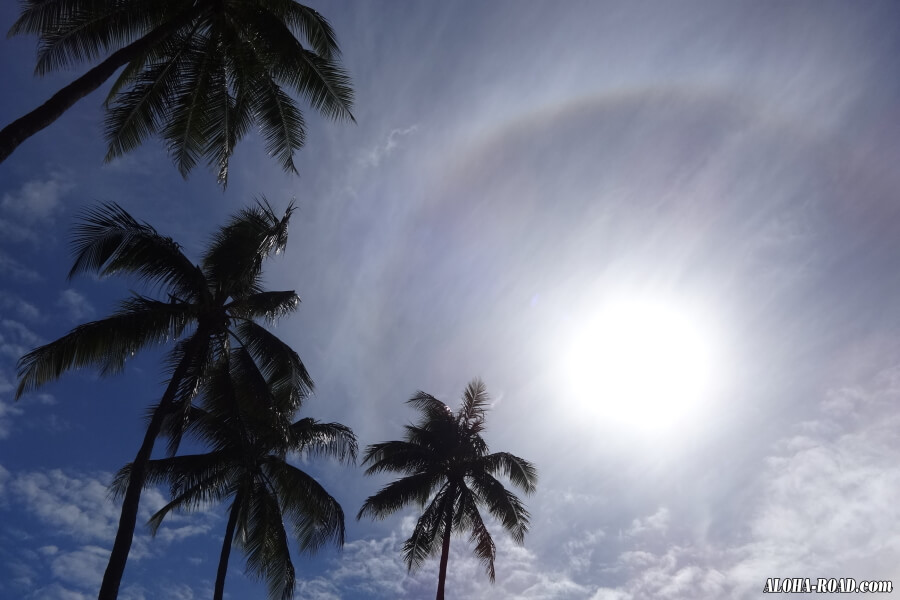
0 7 199 164
435 510 453 600
214 495 242 600
97 333 203 600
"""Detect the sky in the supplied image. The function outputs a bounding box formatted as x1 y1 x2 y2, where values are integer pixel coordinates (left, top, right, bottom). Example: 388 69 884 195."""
1 1 900 598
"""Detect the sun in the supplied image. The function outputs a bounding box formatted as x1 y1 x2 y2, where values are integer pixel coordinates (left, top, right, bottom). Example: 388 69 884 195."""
563 294 719 432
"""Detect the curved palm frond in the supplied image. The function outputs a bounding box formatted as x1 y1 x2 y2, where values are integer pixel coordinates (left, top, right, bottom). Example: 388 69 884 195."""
161 30 218 177
240 481 296 600
227 291 300 324
401 483 452 573
480 451 538 495
360 440 435 476
233 319 312 410
457 488 496 582
235 6 353 123
202 200 294 297
16 295 193 398
457 379 489 431
265 459 346 553
69 202 206 297
259 0 340 58
14 0 176 75
358 471 446 521
287 419 358 463
468 471 530 545
103 30 196 160
407 391 454 423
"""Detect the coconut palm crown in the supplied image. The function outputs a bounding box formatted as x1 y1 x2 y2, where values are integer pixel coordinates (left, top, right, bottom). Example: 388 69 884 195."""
16 200 311 600
2 0 354 185
112 354 356 600
357 380 537 600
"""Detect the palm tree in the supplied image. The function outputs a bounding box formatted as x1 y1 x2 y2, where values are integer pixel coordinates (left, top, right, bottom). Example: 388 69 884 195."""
16 200 312 600
1 0 354 185
358 380 537 600
113 354 356 600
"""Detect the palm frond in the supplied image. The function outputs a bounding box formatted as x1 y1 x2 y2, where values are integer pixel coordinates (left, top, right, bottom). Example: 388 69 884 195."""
266 460 345 554
288 419 357 464
161 334 215 456
259 0 340 58
457 379 489 431
360 440 434 476
239 9 353 122
481 452 538 494
357 472 445 521
233 320 312 411
407 391 454 424
8 0 95 38
458 488 496 582
69 202 205 297
16 296 193 398
27 0 169 75
468 472 530 544
248 68 306 175
161 30 217 177
226 291 300 324
401 483 452 573
104 35 193 161
202 200 294 297
241 482 297 600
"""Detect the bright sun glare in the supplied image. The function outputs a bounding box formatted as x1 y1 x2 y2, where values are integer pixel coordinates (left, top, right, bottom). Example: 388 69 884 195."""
564 294 719 432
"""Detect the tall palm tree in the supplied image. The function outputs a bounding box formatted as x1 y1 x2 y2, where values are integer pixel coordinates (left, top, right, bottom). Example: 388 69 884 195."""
358 380 538 600
16 200 312 600
113 354 356 600
1 0 354 185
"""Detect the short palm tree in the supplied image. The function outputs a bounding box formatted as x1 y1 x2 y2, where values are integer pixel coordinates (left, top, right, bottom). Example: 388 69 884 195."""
113 354 356 600
1 0 354 185
358 380 537 600
16 200 311 600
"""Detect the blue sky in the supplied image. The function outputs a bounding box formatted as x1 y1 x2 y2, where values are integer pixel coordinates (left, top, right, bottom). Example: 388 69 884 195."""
2 1 900 599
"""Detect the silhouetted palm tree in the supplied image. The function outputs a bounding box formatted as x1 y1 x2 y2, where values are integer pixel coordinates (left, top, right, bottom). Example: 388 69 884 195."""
1 0 354 184
16 200 311 600
358 380 537 600
113 355 356 600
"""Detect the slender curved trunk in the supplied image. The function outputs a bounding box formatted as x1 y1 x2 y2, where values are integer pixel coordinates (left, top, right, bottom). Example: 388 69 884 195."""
0 7 198 164
214 494 242 600
97 333 204 600
435 509 453 600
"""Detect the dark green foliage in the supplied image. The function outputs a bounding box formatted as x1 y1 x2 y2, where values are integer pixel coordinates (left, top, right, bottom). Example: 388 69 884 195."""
358 380 537 590
111 356 356 600
15 200 312 598
7 0 354 183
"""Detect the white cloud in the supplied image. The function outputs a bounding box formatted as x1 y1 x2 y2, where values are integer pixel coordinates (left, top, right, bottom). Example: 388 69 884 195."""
8 469 120 542
1 174 73 224
0 291 41 321
364 125 418 167
0 400 24 439
25 583 92 600
0 250 41 282
625 507 669 537
160 582 197 600
57 289 95 322
155 524 211 544
50 545 109 589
